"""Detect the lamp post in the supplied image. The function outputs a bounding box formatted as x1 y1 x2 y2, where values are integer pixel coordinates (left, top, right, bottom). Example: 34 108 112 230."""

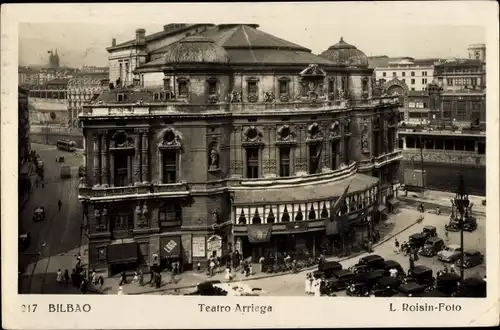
454 175 469 281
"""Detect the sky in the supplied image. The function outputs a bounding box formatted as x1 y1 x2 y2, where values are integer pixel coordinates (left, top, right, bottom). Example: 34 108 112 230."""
14 3 489 68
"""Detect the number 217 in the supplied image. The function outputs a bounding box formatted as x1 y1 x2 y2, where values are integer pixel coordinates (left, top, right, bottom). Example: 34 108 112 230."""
21 304 37 312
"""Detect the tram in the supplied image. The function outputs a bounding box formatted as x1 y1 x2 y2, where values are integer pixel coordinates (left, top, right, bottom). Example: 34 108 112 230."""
56 139 76 152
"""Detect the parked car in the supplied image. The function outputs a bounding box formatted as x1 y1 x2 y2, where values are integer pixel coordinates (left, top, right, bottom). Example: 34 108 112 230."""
463 217 478 232
456 249 484 268
408 232 428 250
32 206 45 222
422 226 437 239
370 276 402 297
396 282 428 297
325 269 357 291
318 261 342 278
19 231 31 251
419 237 445 257
437 244 462 263
455 277 486 298
435 272 461 296
407 265 435 286
346 271 383 296
348 255 385 274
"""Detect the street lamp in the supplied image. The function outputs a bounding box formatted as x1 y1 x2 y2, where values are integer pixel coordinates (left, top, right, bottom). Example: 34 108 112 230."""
454 175 469 281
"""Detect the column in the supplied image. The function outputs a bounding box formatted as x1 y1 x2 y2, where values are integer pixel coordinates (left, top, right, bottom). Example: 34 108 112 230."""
101 131 108 187
82 135 87 165
158 151 163 183
142 130 149 183
92 135 101 187
402 137 407 150
127 155 133 185
133 131 142 185
110 152 115 187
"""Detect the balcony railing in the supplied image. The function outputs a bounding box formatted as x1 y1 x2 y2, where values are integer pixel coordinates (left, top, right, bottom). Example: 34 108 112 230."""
78 181 189 201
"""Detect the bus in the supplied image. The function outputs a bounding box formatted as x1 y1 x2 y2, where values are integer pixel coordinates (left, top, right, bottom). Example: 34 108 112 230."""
56 139 76 152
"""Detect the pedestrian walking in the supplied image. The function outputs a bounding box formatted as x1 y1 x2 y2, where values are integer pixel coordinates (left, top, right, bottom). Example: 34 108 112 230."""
90 269 96 285
209 260 215 277
196 261 201 273
139 270 144 286
98 276 104 292
248 264 253 276
58 200 62 211
56 269 63 283
436 206 441 215
133 271 139 283
119 271 127 286
259 256 265 273
225 267 233 281
394 239 400 254
64 269 69 286
76 254 82 269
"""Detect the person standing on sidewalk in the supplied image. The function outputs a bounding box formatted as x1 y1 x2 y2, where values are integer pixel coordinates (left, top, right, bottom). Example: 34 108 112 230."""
119 271 127 286
394 239 400 254
64 269 69 286
259 256 265 273
58 199 62 211
139 269 144 286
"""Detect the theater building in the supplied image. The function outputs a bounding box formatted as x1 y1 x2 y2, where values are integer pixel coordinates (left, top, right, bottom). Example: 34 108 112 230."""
78 24 401 276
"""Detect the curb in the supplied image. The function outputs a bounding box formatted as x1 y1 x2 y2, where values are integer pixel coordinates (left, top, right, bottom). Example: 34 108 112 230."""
399 197 486 217
130 217 421 295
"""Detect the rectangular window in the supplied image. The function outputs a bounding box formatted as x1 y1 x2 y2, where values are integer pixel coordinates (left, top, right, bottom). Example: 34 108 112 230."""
162 151 177 184
308 144 321 175
382 72 387 77
456 101 467 120
246 148 259 179
331 141 339 170
163 78 171 91
113 212 132 231
178 81 188 97
208 80 217 95
411 71 415 76
447 79 453 86
402 72 406 77
114 152 129 187
248 81 258 101
328 79 334 93
125 62 129 82
279 147 291 177
279 80 288 95
471 78 478 86
119 63 123 82
422 71 428 76
421 78 427 84
411 79 415 85
159 204 182 228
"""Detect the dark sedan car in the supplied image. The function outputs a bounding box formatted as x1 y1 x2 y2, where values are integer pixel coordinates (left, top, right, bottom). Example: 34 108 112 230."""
456 249 484 268
325 269 357 291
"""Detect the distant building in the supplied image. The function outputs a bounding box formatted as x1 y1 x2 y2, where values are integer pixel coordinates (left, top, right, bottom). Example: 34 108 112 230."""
106 23 214 87
28 78 69 124
370 57 444 92
48 49 60 70
468 43 486 62
19 86 31 201
434 58 485 91
68 73 108 127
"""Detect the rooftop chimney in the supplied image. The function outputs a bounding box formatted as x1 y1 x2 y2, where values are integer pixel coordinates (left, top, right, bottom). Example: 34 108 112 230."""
112 38 116 47
136 28 146 44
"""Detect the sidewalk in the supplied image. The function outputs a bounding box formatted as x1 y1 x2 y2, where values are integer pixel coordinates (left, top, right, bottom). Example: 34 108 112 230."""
99 209 423 295
398 189 486 217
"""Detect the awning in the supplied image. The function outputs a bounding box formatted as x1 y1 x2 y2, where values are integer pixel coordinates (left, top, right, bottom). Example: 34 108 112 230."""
232 173 379 204
247 224 272 243
387 198 400 207
160 236 181 258
107 242 138 264
378 204 387 212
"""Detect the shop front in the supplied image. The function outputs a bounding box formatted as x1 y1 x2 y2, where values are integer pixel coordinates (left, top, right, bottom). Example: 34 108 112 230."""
159 236 182 272
107 241 139 276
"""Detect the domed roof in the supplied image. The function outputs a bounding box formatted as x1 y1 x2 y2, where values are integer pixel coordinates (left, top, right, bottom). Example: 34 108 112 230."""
163 35 230 65
320 37 368 68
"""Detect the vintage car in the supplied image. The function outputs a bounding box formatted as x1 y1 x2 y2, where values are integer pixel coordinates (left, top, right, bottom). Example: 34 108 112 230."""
419 237 445 257
422 226 437 239
437 244 462 263
18 231 31 251
370 276 402 297
462 217 478 232
435 272 461 296
456 249 484 268
318 261 342 278
407 265 435 286
455 277 486 298
445 216 478 232
408 232 428 250
382 260 406 278
325 269 357 292
186 280 226 296
32 206 45 222
348 255 385 274
345 271 383 296
396 282 428 297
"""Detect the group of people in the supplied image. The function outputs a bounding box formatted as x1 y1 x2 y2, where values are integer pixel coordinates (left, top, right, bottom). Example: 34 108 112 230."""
304 272 323 297
55 254 105 294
